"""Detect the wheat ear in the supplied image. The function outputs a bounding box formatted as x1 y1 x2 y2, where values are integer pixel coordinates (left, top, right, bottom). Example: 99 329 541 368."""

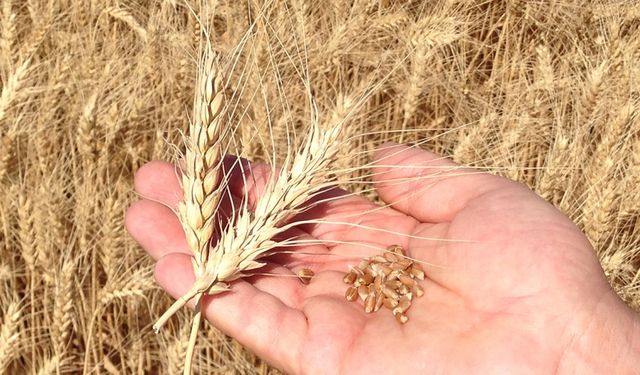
154 112 342 328
179 43 226 269
152 40 226 374
0 301 21 372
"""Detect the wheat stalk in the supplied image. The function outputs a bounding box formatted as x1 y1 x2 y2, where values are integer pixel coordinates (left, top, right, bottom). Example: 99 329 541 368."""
179 40 227 374
150 32 228 374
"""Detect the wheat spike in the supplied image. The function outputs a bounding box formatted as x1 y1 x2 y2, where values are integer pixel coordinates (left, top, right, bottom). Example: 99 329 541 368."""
106 6 148 43
51 260 75 359
167 324 191 375
178 41 226 269
35 355 60 375
154 37 228 375
0 58 31 124
100 196 122 280
99 267 155 307
0 301 21 372
0 132 14 182
153 108 342 345
0 0 15 70
17 193 38 273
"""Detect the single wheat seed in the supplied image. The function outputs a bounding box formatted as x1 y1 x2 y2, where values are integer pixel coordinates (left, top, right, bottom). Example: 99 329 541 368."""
343 272 357 284
364 293 376 313
297 268 315 285
395 312 409 324
345 287 358 301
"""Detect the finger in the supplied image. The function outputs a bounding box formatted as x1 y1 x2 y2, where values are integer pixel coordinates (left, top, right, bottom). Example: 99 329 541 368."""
373 142 508 223
155 253 307 374
245 262 305 309
132 158 251 235
125 194 242 261
134 161 183 208
125 199 189 260
266 227 330 270
220 157 415 249
297 188 418 253
134 157 417 260
134 155 270 208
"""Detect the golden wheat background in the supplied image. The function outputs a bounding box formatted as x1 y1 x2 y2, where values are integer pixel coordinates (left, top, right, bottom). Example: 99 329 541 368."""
0 0 638 373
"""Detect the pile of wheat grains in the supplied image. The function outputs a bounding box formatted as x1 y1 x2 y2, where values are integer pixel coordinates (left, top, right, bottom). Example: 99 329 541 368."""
344 245 425 324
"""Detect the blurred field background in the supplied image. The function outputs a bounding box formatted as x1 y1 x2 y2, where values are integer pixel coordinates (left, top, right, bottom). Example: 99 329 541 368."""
1 0 639 373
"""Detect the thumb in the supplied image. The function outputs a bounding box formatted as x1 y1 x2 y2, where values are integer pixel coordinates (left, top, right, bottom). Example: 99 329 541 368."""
372 142 505 223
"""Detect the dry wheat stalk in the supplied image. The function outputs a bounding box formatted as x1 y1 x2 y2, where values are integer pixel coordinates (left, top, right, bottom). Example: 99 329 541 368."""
170 38 229 374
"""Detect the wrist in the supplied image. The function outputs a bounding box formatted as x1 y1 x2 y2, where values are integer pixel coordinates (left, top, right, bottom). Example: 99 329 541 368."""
559 291 640 374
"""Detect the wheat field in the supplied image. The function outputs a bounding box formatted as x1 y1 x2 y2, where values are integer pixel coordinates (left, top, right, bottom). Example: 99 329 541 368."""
0 0 639 373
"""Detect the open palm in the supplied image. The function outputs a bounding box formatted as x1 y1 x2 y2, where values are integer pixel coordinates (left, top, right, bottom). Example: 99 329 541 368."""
126 143 637 374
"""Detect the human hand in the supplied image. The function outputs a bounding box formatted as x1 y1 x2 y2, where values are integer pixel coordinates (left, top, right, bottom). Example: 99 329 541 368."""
126 143 640 374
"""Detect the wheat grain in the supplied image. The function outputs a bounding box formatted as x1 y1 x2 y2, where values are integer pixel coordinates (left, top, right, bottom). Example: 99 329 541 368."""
296 268 315 284
394 312 408 324
343 271 357 284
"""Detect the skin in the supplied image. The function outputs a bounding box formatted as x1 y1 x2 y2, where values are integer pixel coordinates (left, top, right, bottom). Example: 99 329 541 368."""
126 143 640 374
